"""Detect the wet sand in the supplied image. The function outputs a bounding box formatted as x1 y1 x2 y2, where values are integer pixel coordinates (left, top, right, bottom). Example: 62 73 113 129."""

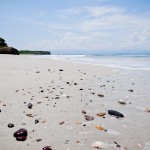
0 55 150 150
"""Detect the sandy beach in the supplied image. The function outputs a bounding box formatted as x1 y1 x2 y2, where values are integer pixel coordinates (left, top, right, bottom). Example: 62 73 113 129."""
0 55 150 150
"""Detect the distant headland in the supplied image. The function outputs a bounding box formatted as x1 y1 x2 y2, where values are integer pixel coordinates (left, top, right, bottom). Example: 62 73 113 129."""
0 37 51 55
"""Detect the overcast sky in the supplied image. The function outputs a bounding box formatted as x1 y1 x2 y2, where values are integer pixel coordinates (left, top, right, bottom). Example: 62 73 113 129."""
1 0 150 54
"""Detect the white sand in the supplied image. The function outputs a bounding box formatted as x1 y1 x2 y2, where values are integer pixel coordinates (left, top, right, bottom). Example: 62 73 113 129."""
0 55 150 150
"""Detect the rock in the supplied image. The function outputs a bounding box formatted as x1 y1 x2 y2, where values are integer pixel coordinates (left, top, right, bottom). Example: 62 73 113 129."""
36 71 40 73
59 69 63 71
27 103 33 109
8 123 14 128
36 138 42 142
13 128 28 141
0 47 19 55
82 110 86 114
145 108 150 113
108 110 124 118
59 121 65 125
98 94 104 97
35 119 39 124
26 113 34 117
42 146 52 150
128 89 134 92
84 115 94 121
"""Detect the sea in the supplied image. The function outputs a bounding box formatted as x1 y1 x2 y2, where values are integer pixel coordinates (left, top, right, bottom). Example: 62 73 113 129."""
38 52 150 71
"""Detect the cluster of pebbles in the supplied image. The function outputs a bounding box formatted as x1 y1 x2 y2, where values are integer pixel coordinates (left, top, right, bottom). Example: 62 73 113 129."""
1 66 150 150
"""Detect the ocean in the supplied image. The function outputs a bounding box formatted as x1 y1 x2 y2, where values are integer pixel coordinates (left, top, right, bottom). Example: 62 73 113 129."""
38 52 150 70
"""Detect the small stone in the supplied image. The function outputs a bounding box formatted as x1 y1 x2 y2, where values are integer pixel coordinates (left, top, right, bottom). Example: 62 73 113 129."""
74 83 77 85
41 90 44 92
82 110 86 114
98 94 104 97
42 146 52 150
35 119 39 124
59 69 63 71
27 103 33 109
79 88 83 90
26 113 34 117
36 71 40 73
59 121 65 125
145 108 150 113
8 123 14 128
36 138 42 142
84 115 94 121
128 89 134 92
108 110 124 118
48 69 50 71
13 128 28 141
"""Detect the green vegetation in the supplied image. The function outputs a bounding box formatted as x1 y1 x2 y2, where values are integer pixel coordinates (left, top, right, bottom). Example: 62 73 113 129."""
19 50 51 55
0 37 8 47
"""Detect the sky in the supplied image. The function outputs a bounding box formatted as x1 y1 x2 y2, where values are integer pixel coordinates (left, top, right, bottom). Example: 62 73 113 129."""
0 0 150 54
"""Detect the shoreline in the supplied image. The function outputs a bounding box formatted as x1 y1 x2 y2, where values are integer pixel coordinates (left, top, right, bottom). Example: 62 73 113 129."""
0 55 150 150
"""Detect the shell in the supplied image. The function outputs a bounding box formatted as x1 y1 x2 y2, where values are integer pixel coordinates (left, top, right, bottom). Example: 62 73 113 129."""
96 112 106 117
91 141 105 149
96 125 105 131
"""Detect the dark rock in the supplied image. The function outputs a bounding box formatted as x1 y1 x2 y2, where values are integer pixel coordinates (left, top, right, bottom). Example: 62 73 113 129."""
36 138 42 142
74 83 77 85
35 119 39 124
84 115 94 121
82 110 86 114
13 128 28 141
8 123 14 128
98 94 104 97
128 89 134 92
79 88 83 90
0 47 19 55
27 103 33 109
108 110 124 118
59 69 63 71
43 146 52 150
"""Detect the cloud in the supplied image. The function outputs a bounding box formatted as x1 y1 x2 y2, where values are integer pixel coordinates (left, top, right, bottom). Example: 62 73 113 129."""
26 5 150 51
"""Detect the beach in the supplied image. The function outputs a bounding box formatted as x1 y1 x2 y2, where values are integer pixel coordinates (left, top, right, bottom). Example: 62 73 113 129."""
0 55 150 150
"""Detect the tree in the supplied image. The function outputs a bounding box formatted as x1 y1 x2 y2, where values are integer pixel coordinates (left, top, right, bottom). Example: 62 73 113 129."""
0 37 8 47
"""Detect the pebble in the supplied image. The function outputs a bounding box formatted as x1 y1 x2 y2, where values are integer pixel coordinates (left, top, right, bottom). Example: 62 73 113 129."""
84 115 94 121
128 89 134 92
43 146 52 150
35 119 39 124
36 138 42 142
27 103 33 109
82 110 87 114
98 94 104 97
108 110 124 118
13 128 28 141
8 123 14 128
